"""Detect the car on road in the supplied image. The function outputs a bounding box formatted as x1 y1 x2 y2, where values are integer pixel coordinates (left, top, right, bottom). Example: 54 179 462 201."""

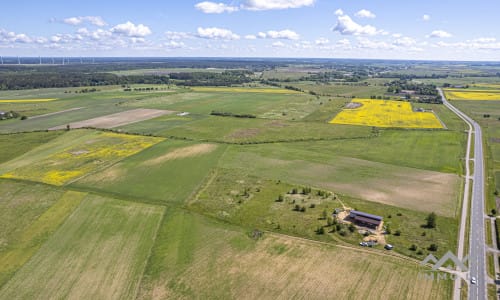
384 244 394 250
470 277 477 285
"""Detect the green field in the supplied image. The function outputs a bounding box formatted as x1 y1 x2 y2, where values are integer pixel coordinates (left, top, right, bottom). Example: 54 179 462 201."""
0 195 164 300
137 210 451 299
72 139 226 205
0 181 84 286
0 79 465 299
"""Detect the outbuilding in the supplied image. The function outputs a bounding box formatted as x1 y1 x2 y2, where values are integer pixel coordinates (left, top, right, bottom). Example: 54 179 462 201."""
349 210 383 230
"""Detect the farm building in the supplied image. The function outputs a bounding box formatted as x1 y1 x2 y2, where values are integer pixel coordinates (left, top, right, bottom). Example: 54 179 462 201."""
349 210 383 230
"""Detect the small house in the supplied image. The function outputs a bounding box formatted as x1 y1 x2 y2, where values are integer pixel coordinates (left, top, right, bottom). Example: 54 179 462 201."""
349 210 383 230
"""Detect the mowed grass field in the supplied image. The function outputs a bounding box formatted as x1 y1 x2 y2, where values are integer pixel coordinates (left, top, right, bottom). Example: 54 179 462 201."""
218 143 461 217
0 130 163 185
137 210 451 300
444 89 500 101
72 139 227 206
0 195 164 300
330 99 444 128
0 181 84 287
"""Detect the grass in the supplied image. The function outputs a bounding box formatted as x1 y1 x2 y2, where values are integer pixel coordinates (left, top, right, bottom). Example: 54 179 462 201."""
72 140 226 206
189 168 458 258
0 194 164 300
330 99 444 128
137 209 452 299
160 116 373 143
218 143 461 216
0 131 164 185
0 180 84 287
0 131 63 164
0 98 57 103
189 87 301 94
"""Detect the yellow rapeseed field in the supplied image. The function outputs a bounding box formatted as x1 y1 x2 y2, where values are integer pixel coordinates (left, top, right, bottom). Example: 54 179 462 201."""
444 89 500 101
330 99 444 128
0 98 58 103
0 132 164 186
191 87 300 94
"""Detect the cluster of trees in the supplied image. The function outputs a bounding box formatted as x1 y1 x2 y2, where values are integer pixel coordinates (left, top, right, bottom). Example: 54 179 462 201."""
210 111 256 119
0 72 170 90
0 110 22 120
385 80 438 96
170 71 251 86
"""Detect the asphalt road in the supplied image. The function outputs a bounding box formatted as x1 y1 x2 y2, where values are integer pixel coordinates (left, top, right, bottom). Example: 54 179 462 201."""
440 89 487 300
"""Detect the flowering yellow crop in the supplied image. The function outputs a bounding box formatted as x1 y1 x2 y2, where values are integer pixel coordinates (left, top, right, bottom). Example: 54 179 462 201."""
190 87 300 94
444 89 500 101
0 98 58 103
330 99 444 129
0 132 164 186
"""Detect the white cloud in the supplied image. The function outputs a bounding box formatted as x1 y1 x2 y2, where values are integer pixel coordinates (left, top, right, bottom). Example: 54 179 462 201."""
243 0 315 11
267 30 299 40
315 37 329 45
392 33 402 38
165 31 191 40
393 37 417 47
245 34 257 40
0 29 33 43
428 30 452 38
422 14 431 21
333 14 380 36
196 27 240 40
63 16 107 27
195 2 238 13
334 9 344 16
111 21 152 37
272 41 286 47
356 37 394 50
471 37 496 43
258 29 299 40
164 41 186 49
355 9 376 19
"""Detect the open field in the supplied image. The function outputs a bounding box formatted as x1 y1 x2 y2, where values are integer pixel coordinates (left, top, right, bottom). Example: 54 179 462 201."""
0 180 84 287
190 169 458 258
330 99 444 128
0 130 164 185
0 98 58 103
72 140 226 205
190 87 301 94
0 195 164 300
0 131 63 164
444 89 500 101
49 108 174 130
218 146 460 217
137 210 451 300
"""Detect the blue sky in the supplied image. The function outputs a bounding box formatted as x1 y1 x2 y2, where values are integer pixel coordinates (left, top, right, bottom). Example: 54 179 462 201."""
1 0 500 60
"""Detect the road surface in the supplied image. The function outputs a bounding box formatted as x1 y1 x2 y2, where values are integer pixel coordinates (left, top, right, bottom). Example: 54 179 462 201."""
440 89 488 300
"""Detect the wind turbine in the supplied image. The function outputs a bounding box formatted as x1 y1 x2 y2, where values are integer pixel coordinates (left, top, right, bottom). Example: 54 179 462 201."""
17 56 20 65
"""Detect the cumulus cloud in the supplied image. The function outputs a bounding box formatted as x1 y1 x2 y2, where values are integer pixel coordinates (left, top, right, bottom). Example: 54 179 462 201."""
392 36 417 47
333 14 380 36
245 34 257 40
63 16 107 27
315 37 329 45
165 31 191 40
0 29 33 43
272 41 286 47
164 40 186 49
334 9 344 16
197 27 240 40
422 14 430 21
111 21 152 37
195 2 238 13
243 0 315 11
428 30 452 38
258 29 299 40
355 9 376 19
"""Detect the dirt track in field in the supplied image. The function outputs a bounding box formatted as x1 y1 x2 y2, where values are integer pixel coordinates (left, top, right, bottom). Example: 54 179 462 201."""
49 109 174 130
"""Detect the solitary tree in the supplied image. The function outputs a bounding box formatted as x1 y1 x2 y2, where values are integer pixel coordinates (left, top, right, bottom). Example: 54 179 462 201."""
426 212 437 228
321 209 328 220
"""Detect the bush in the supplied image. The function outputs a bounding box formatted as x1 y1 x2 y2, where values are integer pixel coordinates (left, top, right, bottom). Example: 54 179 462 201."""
394 230 401 236
428 244 438 251
316 226 325 235
20 115 27 120
409 244 417 251
348 224 356 232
